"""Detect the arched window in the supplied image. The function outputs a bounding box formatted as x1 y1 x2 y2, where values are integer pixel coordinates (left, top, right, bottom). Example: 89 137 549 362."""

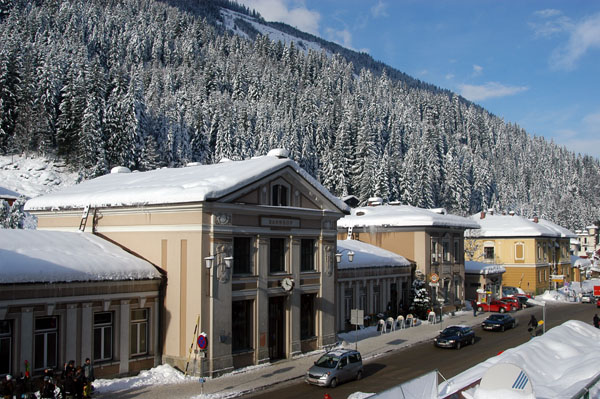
271 184 289 206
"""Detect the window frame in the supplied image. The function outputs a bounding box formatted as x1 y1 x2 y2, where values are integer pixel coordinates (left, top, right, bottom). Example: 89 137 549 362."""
130 308 149 357
0 320 11 376
300 293 317 340
232 300 254 352
271 180 290 207
93 312 113 362
34 316 58 371
233 237 253 275
300 239 316 272
515 242 525 261
269 237 287 274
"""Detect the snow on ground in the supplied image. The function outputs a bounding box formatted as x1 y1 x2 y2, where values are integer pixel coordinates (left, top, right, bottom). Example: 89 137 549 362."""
0 154 79 198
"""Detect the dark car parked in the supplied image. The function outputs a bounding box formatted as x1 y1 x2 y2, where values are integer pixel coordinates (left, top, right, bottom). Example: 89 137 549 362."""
434 325 475 349
482 313 518 332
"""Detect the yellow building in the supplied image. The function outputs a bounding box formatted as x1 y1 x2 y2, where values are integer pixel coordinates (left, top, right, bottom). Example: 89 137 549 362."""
25 150 348 377
465 211 575 295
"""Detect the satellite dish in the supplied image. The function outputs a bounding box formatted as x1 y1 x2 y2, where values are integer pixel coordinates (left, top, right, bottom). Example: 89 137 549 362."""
477 363 534 398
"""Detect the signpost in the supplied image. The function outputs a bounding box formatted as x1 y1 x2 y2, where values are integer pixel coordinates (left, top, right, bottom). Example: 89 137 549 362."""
429 274 441 328
350 309 364 351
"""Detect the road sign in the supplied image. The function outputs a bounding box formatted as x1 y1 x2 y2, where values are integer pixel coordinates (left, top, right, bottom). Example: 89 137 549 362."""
429 282 439 287
197 334 207 350
594 286 600 297
350 309 364 326
430 273 439 283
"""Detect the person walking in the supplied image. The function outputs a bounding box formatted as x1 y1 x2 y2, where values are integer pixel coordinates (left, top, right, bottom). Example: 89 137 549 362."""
83 358 94 398
593 314 599 328
471 299 477 317
528 315 538 337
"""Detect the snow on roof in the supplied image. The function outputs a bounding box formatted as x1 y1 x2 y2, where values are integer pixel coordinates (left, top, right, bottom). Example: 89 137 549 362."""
438 320 600 398
572 255 592 269
465 261 506 275
0 186 20 199
25 152 349 213
466 213 560 238
0 230 161 284
537 218 577 238
338 204 480 230
336 239 411 269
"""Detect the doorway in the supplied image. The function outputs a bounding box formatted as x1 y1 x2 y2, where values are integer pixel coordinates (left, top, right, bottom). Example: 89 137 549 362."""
268 296 286 360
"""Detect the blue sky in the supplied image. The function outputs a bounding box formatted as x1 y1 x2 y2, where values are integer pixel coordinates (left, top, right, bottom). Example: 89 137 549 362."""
238 0 600 160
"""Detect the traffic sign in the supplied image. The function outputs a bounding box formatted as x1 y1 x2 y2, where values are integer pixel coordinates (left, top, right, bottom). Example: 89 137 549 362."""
197 334 207 350
430 273 439 283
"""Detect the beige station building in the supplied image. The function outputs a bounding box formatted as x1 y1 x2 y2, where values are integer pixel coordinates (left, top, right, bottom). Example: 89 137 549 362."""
24 149 349 377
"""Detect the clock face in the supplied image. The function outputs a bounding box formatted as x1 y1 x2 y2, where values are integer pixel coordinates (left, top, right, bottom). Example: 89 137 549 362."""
282 277 294 291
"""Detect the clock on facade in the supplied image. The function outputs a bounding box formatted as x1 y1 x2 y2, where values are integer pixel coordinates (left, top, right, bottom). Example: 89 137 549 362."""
281 277 295 292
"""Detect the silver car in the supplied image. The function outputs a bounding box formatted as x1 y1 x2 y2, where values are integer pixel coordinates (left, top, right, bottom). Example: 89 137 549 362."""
306 349 363 388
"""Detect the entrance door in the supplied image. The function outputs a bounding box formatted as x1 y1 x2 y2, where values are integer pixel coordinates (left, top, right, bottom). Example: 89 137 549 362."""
268 296 286 360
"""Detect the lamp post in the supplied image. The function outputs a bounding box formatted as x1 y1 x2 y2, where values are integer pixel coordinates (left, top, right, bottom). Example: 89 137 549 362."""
204 254 233 297
336 248 357 349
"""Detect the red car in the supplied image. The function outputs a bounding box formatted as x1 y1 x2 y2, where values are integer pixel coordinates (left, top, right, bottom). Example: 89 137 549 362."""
500 297 521 310
477 300 512 313
597 298 600 308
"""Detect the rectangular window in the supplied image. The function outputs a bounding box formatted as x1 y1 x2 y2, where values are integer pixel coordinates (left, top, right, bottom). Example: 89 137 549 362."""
270 238 286 273
0 320 11 375
94 312 113 362
431 240 438 263
34 317 58 371
442 241 450 262
301 294 316 340
271 184 288 206
232 300 253 352
484 247 495 260
234 237 253 275
301 239 315 271
359 287 367 313
130 309 148 357
344 288 353 324
454 241 460 263
373 286 381 313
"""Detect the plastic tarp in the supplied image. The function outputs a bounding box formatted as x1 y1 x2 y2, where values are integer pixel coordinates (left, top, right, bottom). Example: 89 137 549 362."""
370 370 438 399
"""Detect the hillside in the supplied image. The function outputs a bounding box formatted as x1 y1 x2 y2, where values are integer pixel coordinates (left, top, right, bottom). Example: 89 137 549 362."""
0 0 599 229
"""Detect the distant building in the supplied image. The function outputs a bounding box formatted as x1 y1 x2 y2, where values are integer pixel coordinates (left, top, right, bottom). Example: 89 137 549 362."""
25 150 348 377
335 239 413 331
0 230 162 379
575 225 600 258
338 203 479 312
465 211 575 295
0 186 21 206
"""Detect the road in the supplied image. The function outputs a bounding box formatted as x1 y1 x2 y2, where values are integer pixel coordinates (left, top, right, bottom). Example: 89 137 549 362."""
243 302 599 399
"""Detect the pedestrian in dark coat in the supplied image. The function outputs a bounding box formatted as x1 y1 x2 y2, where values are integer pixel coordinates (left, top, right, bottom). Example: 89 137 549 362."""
2 374 15 399
83 358 94 398
528 315 538 336
593 314 599 328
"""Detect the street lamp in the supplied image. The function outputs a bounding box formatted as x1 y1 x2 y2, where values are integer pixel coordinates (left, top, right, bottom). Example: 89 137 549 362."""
204 254 234 297
336 249 355 264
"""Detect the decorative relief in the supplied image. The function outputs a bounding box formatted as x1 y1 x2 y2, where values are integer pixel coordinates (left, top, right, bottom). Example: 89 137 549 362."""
215 242 233 283
325 244 334 277
214 213 232 226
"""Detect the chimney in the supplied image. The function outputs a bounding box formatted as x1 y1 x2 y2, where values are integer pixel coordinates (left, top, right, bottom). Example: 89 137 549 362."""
509 211 515 216
480 211 486 219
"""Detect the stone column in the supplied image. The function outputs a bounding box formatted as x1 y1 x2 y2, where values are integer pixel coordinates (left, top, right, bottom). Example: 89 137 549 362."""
81 303 93 364
119 300 130 375
66 304 79 363
19 308 34 375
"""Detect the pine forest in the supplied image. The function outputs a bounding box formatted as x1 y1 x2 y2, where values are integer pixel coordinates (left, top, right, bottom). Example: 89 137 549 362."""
1 0 599 229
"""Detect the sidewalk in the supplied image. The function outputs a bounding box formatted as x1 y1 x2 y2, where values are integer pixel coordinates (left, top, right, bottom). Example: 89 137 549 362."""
97 310 496 399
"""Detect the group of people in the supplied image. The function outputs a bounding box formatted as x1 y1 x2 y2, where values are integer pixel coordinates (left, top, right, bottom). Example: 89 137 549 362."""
40 358 95 399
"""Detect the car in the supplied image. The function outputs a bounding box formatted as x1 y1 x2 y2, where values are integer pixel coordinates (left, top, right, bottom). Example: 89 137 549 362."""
515 294 532 307
502 286 519 297
477 300 512 313
500 297 522 310
597 298 600 308
582 293 593 303
434 325 475 349
482 313 518 332
305 349 363 388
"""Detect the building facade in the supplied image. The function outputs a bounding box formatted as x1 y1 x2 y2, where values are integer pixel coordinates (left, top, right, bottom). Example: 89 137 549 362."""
465 211 574 295
337 203 479 312
464 261 506 303
25 150 348 377
575 225 600 257
0 230 162 379
335 239 412 332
